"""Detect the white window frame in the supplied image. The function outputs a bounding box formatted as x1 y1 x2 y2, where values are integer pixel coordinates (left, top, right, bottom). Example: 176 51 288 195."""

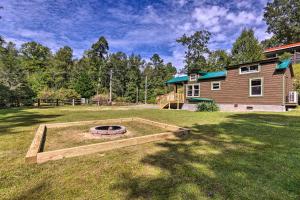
249 77 263 97
186 83 200 97
239 64 261 75
189 74 197 81
211 81 221 90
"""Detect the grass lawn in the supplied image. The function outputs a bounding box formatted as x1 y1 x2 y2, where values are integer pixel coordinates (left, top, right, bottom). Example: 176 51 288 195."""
0 106 300 200
45 121 168 151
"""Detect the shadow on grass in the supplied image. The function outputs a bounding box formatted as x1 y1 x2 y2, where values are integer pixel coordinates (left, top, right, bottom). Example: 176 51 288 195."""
113 113 300 199
0 108 61 135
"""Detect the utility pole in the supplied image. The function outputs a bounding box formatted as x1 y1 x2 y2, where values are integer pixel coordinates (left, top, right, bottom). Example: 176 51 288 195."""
136 86 139 104
109 69 112 105
144 75 147 104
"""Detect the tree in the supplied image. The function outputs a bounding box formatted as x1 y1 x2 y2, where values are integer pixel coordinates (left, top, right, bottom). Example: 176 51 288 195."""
207 50 230 71
87 36 109 94
177 30 211 72
264 0 300 45
0 41 24 90
231 28 265 65
52 46 73 88
261 36 281 49
73 71 95 98
20 41 52 74
125 54 143 102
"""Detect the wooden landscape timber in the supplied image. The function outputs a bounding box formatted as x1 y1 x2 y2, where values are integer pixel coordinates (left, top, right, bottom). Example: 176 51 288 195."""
25 118 190 164
25 124 47 163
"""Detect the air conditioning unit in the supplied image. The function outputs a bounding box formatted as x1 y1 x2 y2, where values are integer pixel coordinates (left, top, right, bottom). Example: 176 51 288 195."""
288 91 298 104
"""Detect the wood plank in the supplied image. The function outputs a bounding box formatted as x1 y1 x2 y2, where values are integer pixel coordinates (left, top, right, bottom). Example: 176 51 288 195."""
25 124 47 163
37 130 187 164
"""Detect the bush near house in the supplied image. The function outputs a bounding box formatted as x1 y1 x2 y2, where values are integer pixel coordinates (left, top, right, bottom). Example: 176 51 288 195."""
196 101 219 112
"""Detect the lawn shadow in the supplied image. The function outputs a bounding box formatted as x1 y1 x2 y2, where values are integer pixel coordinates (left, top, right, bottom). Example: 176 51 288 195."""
0 108 61 135
112 113 300 199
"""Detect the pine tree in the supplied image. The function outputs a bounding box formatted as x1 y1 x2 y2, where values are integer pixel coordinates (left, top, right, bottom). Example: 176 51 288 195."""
231 29 264 65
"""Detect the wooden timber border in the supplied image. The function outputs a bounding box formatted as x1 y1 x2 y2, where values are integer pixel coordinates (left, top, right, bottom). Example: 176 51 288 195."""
25 117 189 164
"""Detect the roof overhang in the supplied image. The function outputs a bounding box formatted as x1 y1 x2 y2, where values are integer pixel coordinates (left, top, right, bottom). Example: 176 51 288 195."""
264 42 300 53
226 57 279 69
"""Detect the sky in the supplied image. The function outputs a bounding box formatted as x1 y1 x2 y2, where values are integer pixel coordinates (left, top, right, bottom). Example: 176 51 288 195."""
0 0 272 69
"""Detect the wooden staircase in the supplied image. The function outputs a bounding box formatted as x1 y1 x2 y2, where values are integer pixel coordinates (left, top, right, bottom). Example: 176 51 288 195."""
157 91 185 109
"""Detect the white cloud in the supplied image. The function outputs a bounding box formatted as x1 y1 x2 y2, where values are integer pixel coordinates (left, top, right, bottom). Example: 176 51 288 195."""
226 11 263 26
192 6 228 27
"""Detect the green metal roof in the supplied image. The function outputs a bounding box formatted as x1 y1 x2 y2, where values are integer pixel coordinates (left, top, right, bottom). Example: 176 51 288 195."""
166 75 188 84
198 71 227 80
276 59 291 70
187 97 213 102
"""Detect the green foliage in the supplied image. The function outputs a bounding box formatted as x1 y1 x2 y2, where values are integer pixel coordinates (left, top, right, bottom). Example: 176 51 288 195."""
263 0 300 44
294 64 300 95
177 30 211 73
20 41 51 73
261 35 282 48
279 52 292 61
12 84 35 106
73 71 95 98
196 101 219 112
37 87 56 99
0 35 172 106
231 28 265 65
0 83 10 107
207 50 230 71
55 88 80 100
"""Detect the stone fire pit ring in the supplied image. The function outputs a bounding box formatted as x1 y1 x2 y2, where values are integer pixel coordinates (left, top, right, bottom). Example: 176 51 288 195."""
90 125 126 136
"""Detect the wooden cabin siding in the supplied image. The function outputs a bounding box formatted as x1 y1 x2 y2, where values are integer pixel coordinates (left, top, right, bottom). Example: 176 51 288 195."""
197 62 285 105
284 67 294 100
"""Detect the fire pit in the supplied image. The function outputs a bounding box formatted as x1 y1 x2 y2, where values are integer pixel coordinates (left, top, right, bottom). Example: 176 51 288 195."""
90 125 126 136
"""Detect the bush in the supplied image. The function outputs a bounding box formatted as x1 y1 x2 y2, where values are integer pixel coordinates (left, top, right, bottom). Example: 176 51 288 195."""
92 94 109 105
196 101 219 112
0 84 11 107
55 88 80 100
37 88 56 100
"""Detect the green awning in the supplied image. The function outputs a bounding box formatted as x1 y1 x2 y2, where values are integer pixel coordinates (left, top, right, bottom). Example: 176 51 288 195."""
276 59 291 70
166 75 188 84
187 97 213 102
198 71 227 80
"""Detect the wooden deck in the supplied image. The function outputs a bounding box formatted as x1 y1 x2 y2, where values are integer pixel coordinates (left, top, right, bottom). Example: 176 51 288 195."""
157 92 184 109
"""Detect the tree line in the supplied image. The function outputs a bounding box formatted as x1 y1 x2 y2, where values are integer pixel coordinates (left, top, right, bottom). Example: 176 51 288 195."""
0 36 177 107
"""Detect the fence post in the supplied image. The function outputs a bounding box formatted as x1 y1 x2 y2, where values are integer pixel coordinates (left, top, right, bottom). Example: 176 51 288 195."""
72 99 75 106
38 99 40 107
56 99 59 106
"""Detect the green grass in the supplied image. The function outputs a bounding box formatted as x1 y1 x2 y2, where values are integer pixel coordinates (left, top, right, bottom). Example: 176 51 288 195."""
0 106 300 199
45 121 168 151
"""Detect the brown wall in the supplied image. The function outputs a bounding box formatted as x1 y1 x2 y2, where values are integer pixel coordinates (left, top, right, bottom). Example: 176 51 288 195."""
186 62 288 105
285 67 294 101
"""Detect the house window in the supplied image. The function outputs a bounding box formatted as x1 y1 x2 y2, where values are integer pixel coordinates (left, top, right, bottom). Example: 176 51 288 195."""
249 78 263 97
240 65 260 74
186 84 200 97
211 82 221 90
189 74 197 81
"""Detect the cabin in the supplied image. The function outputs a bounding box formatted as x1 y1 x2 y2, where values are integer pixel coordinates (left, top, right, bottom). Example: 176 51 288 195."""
158 57 298 112
264 42 300 64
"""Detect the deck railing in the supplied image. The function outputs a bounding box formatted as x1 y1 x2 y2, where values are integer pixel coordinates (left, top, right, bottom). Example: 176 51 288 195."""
157 91 184 108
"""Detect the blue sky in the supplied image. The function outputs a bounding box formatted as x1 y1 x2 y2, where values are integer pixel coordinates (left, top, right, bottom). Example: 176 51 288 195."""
0 0 271 68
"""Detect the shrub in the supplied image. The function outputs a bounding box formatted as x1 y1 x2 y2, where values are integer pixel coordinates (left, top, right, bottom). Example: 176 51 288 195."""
92 94 109 105
37 88 56 100
196 101 219 112
55 88 80 100
0 84 11 107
